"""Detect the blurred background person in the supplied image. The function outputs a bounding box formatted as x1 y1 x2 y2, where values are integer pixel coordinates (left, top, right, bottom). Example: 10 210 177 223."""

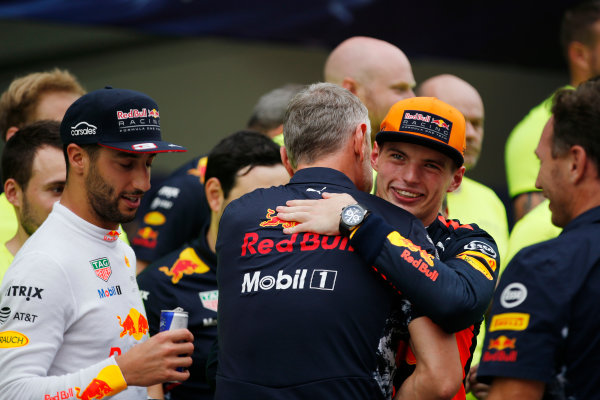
505 0 600 223
0 69 84 247
0 120 65 282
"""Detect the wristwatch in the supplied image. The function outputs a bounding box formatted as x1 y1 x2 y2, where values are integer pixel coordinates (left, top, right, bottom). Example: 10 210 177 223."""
339 203 370 236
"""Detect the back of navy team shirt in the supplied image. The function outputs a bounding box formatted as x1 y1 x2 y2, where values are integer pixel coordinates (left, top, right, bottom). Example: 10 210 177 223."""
215 168 434 400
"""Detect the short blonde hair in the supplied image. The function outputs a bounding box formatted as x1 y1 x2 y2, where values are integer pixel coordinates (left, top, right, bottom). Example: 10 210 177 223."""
0 68 85 141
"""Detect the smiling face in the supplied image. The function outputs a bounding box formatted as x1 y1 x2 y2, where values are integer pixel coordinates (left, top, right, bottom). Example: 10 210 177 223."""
372 140 464 226
84 147 155 228
535 118 572 227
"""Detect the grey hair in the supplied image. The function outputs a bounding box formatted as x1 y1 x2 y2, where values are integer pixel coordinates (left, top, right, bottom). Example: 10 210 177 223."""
283 82 370 168
247 84 306 134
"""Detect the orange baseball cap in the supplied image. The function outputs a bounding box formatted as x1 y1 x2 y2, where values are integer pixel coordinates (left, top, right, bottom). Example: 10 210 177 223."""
376 97 466 166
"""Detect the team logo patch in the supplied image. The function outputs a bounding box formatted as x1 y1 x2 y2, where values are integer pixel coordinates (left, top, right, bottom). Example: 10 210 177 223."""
132 143 157 151
143 211 166 226
260 209 298 229
75 364 123 400
90 257 112 282
70 121 97 137
500 282 528 308
103 230 120 242
199 290 218 312
159 248 209 284
458 250 496 278
400 110 452 143
489 312 530 332
133 227 159 249
117 308 149 340
0 307 10 326
488 335 516 351
0 331 29 347
464 240 497 258
187 156 208 182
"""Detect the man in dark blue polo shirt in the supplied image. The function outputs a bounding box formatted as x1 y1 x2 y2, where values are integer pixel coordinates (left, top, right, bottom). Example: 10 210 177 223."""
216 83 466 399
477 78 600 399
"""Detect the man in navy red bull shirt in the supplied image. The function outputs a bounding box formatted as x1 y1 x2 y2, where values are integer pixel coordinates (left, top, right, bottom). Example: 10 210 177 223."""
477 78 600 399
216 83 478 399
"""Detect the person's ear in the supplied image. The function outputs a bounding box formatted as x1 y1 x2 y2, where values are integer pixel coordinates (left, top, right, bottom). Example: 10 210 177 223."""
204 177 225 213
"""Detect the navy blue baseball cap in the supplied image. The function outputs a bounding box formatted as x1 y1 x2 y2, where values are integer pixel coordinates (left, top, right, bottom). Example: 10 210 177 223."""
60 86 186 153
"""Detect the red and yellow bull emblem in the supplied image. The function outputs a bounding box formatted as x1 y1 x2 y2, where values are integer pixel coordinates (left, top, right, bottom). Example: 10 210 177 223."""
488 335 516 351
159 247 209 284
187 156 208 183
431 118 450 129
260 209 298 229
148 108 160 118
117 308 148 340
103 230 120 242
75 365 125 400
132 227 159 249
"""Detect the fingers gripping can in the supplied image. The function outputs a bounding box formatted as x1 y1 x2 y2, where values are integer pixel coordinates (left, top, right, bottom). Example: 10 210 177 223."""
160 307 188 332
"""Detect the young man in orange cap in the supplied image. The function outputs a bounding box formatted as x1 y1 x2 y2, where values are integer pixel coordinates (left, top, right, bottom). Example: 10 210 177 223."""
278 96 499 399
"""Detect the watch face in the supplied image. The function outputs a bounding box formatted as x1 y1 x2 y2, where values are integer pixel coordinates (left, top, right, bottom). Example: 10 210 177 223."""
342 205 364 226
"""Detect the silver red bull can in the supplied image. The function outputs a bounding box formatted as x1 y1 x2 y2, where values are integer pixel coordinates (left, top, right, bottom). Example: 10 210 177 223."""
160 307 188 332
160 307 189 380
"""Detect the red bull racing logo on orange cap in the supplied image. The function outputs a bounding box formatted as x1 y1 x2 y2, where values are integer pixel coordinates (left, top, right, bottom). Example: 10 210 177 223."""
117 308 149 340
400 111 452 143
75 365 125 400
260 209 298 229
159 247 209 284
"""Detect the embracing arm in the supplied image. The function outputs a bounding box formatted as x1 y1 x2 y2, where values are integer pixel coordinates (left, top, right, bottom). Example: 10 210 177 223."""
394 317 462 400
277 193 498 333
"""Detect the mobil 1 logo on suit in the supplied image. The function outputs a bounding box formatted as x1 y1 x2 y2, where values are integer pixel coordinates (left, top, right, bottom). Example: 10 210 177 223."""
242 268 338 293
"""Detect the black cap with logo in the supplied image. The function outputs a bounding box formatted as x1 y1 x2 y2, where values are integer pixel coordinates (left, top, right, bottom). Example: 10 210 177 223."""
60 86 186 153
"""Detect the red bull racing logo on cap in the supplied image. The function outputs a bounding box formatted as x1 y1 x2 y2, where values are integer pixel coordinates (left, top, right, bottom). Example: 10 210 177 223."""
117 108 149 119
159 247 209 284
260 209 298 229
117 308 149 340
116 108 160 134
75 364 125 399
400 110 452 143
90 257 112 282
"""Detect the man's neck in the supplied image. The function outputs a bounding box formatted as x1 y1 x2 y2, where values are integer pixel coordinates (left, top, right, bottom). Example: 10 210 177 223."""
5 226 30 256
60 186 118 230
